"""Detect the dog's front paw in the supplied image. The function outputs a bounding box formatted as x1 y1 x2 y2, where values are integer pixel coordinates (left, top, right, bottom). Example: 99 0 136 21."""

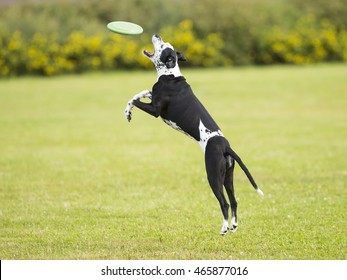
125 110 132 122
124 101 134 122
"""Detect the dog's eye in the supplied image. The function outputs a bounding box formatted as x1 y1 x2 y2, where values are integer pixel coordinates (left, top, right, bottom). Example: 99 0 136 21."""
167 56 173 61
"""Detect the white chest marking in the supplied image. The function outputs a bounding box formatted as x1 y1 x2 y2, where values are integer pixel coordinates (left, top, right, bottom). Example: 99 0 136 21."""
162 118 223 153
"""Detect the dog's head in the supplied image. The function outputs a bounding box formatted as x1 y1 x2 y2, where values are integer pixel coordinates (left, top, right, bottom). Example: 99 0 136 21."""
143 34 186 78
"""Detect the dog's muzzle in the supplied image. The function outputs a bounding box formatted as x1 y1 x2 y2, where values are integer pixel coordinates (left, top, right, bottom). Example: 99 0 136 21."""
143 34 163 59
143 50 154 58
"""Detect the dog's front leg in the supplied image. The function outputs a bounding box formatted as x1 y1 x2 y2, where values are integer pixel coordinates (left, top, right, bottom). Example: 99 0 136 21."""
124 90 152 122
132 98 161 118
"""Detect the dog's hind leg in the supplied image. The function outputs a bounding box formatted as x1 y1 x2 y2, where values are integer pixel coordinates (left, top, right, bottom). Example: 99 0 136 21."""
209 181 229 236
224 156 238 232
205 145 230 235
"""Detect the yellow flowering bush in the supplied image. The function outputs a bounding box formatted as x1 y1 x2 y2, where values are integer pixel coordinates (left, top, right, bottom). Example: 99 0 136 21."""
1 31 26 76
0 30 138 76
0 17 346 77
0 20 229 77
257 15 347 65
159 20 230 67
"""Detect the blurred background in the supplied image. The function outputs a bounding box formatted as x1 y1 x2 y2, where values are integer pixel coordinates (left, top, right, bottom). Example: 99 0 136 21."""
0 0 346 76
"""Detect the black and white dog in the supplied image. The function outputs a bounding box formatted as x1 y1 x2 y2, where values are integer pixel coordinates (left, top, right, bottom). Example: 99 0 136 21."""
124 34 263 235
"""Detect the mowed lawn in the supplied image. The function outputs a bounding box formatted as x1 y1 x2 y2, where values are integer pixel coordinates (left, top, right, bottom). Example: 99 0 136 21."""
0 65 346 259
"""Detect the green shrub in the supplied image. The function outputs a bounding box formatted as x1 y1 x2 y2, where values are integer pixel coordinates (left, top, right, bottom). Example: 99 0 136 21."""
256 15 347 64
1 0 346 76
156 20 231 67
0 20 228 77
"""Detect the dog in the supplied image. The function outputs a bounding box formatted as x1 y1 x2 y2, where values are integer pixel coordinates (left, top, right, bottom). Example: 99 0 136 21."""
124 34 263 235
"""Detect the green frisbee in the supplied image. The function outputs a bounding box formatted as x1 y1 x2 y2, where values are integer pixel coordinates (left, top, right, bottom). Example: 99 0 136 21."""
107 21 143 35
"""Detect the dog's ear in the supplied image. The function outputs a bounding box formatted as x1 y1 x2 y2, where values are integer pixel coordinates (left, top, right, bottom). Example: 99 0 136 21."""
165 55 176 69
160 49 177 69
176 51 187 62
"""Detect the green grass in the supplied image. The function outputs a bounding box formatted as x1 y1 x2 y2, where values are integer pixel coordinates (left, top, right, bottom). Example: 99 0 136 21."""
0 64 346 259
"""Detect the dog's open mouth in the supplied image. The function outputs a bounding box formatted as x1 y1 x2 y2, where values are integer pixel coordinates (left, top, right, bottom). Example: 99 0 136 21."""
143 49 154 58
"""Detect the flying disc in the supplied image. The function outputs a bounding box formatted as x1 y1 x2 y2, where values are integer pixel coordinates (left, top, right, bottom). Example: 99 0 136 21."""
107 21 143 35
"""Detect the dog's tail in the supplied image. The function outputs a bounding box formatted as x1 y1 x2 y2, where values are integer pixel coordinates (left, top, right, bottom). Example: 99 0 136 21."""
226 146 264 196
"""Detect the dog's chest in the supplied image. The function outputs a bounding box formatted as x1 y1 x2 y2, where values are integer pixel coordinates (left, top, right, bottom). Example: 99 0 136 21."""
162 118 193 139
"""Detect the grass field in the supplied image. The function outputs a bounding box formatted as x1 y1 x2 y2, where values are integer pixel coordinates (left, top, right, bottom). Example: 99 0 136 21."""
0 64 346 260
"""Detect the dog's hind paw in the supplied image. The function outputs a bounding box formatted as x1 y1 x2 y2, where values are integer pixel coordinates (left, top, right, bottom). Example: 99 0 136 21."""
229 224 238 233
220 222 229 236
220 228 229 236
230 217 238 233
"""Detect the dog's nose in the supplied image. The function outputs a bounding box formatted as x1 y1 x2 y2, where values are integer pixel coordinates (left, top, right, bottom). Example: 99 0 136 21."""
154 34 162 41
